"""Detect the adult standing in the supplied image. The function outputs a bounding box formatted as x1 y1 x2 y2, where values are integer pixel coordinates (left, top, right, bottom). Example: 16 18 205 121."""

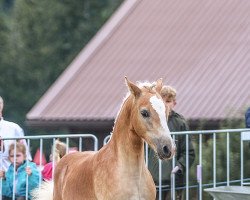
148 86 195 200
0 96 31 171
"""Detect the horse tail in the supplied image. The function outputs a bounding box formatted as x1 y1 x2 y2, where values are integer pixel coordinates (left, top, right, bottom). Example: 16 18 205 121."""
31 181 54 200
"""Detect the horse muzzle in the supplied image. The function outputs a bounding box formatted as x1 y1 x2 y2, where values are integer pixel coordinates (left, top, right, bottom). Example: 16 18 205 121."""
155 138 176 160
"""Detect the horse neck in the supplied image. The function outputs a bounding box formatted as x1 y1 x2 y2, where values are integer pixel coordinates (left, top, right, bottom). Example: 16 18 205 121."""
110 96 145 164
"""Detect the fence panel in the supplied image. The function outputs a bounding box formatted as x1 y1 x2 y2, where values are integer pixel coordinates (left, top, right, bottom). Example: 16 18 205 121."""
1 129 250 200
105 128 250 200
0 134 98 200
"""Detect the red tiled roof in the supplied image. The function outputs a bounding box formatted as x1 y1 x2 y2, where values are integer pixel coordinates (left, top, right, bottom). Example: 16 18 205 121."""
26 0 250 129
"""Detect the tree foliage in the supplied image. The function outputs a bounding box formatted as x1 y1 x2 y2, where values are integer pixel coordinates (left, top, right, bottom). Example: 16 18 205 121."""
0 0 123 128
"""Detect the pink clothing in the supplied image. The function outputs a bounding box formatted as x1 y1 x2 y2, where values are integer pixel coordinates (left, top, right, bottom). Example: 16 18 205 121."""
33 149 47 166
41 148 78 181
42 162 53 181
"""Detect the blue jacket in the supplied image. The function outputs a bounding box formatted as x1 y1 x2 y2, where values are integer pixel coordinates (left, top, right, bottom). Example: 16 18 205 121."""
2 161 39 199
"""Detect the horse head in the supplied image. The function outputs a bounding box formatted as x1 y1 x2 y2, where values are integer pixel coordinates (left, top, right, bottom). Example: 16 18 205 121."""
125 77 176 160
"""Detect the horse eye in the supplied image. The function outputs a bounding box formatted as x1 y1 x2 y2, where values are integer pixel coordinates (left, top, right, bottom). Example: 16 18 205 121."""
141 110 150 118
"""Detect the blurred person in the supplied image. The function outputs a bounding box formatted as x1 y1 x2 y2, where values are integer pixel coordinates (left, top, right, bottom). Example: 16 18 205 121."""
42 140 67 181
0 96 31 171
245 107 250 128
148 85 195 200
0 142 39 200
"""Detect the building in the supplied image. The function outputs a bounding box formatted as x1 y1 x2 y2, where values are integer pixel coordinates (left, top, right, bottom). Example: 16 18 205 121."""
26 0 250 141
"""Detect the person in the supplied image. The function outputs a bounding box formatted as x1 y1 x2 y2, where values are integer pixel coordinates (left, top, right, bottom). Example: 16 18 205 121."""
0 96 31 171
148 85 195 200
42 140 67 181
245 107 250 128
0 142 39 200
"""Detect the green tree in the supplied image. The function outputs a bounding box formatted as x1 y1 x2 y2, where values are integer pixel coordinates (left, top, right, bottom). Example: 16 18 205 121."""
0 0 122 127
0 10 10 101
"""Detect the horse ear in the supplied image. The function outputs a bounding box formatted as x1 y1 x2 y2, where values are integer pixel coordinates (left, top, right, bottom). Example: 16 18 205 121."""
125 77 141 98
155 78 163 93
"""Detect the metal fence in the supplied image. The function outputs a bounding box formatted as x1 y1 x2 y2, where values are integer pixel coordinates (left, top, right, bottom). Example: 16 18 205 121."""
160 128 250 200
0 129 250 200
0 134 98 200
104 128 250 200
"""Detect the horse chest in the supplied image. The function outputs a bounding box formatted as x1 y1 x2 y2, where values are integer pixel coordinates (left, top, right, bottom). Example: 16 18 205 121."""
102 188 154 200
103 175 155 200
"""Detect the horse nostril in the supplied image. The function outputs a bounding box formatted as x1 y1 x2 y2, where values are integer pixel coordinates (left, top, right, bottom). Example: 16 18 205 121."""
163 146 170 156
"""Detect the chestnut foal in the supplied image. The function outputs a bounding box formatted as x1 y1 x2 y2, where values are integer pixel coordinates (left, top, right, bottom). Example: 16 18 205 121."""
33 78 175 200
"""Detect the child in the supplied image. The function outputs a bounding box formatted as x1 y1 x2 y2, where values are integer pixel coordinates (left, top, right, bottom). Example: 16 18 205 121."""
42 140 67 181
0 142 39 200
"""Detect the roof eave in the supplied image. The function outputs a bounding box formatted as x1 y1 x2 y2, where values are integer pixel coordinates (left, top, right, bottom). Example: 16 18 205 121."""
25 119 115 133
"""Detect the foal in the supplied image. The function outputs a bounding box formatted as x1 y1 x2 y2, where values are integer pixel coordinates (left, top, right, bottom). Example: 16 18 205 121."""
34 78 175 200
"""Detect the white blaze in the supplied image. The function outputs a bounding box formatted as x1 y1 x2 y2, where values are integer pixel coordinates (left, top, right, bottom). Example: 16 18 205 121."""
150 96 170 132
